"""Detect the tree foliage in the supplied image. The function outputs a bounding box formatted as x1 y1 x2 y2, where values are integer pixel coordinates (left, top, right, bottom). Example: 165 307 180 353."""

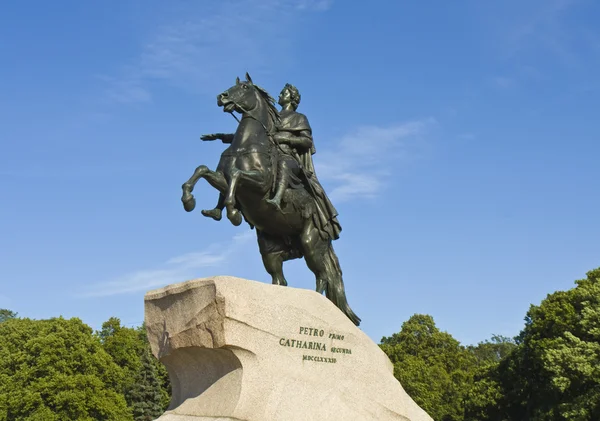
136 324 171 413
381 314 477 421
97 318 170 420
0 315 171 421
463 336 516 421
0 317 132 421
128 347 166 421
492 267 600 421
0 309 17 323
381 267 600 421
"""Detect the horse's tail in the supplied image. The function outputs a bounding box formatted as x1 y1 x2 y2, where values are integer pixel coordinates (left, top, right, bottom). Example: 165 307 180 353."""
323 243 361 326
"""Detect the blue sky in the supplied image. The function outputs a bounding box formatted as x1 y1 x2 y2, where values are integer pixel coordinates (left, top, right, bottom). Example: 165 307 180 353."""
1 0 599 346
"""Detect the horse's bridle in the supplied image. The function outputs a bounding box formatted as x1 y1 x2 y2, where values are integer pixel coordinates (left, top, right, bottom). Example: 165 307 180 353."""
224 93 285 154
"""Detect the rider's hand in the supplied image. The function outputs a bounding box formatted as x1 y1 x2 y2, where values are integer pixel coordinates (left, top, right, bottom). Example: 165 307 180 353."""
200 133 222 141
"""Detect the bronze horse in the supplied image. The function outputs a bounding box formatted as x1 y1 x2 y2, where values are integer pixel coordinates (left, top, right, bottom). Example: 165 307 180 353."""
181 74 360 326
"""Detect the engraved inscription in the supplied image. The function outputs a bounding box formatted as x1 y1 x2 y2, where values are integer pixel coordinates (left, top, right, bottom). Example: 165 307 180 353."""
299 327 325 337
303 355 336 364
279 326 352 364
279 338 327 351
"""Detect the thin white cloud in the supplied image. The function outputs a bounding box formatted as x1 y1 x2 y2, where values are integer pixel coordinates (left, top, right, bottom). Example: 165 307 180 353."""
99 74 152 105
474 0 600 94
584 29 600 54
315 119 436 202
295 0 333 10
78 230 255 297
101 0 333 104
458 132 476 140
494 0 582 66
0 162 146 180
491 76 514 89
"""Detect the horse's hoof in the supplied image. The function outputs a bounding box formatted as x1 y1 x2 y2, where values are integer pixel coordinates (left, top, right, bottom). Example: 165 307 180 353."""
201 209 222 221
272 279 288 287
228 209 243 226
182 195 196 212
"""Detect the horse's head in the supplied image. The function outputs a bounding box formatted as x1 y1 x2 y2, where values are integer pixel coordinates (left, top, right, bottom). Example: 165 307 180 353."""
217 73 280 130
217 73 262 114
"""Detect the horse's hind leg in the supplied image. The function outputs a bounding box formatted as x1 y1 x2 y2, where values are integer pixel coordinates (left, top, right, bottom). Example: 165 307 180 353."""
201 193 225 221
262 251 288 287
181 165 228 213
299 219 361 325
257 231 296 287
298 219 330 294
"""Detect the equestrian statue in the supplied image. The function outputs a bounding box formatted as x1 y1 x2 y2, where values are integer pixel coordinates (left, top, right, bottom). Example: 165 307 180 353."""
181 73 360 326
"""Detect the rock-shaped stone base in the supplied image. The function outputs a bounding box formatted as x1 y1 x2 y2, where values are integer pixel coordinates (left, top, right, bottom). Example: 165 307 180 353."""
145 276 433 421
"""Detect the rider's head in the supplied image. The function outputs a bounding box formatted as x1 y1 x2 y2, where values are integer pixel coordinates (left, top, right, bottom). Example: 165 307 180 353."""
279 83 301 110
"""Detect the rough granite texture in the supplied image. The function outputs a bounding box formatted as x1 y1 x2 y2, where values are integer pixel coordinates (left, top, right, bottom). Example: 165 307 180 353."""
145 276 434 421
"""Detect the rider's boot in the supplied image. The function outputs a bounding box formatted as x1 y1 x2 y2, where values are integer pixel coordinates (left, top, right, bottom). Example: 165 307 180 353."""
266 174 287 212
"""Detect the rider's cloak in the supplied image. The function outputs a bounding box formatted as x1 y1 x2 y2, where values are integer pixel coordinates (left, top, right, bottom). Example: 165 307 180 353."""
278 110 342 241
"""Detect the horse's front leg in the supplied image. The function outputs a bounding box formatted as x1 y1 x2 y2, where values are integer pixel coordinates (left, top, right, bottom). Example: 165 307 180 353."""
181 165 228 212
224 169 267 226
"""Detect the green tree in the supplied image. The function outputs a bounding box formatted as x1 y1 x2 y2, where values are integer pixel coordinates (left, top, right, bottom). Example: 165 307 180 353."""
0 309 17 323
495 267 600 420
0 316 132 420
127 347 165 420
380 314 476 421
468 335 516 367
136 324 171 412
98 319 170 419
463 335 516 421
98 317 145 374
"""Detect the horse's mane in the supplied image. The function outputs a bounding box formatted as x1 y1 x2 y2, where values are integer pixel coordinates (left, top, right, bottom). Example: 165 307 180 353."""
253 84 281 132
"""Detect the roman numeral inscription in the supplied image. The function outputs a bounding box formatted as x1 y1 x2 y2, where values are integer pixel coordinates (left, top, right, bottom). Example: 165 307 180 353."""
278 326 353 364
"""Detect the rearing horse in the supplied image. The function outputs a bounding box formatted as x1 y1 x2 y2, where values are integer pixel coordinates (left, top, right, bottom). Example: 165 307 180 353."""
181 74 360 326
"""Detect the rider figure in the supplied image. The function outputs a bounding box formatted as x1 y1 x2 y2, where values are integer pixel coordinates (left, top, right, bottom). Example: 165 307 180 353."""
266 83 312 211
269 83 342 241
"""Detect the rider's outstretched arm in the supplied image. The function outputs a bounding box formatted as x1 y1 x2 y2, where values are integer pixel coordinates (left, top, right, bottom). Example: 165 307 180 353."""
221 134 234 144
200 133 235 143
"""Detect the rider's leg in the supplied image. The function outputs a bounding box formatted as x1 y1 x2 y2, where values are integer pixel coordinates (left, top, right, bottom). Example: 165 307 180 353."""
266 160 289 211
